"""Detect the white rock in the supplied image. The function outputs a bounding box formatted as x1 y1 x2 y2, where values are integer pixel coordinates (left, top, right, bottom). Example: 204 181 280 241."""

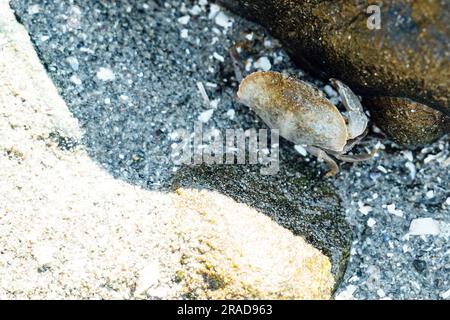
405 161 416 180
409 218 440 236
253 57 272 71
40 35 50 42
386 204 403 217
196 81 210 106
66 56 79 71
402 150 414 162
177 15 190 25
210 99 220 109
377 165 388 174
294 145 308 157
180 29 189 39
214 12 233 29
198 109 214 123
96 67 115 81
70 75 82 86
169 131 180 140
424 153 440 164
226 109 235 120
367 218 376 228
358 203 373 215
208 4 221 19
213 52 225 62
426 190 435 199
446 197 450 206
377 289 386 298
189 5 202 16
205 82 217 88
441 289 450 299
401 150 414 162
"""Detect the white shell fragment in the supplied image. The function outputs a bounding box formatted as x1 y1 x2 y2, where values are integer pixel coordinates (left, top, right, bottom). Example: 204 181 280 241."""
253 57 272 71
408 218 440 236
96 67 115 81
198 109 214 123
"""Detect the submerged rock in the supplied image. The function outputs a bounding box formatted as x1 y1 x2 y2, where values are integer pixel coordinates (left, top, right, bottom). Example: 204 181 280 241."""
219 0 450 145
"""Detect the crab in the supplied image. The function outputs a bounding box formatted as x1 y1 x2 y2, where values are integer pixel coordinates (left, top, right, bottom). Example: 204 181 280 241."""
237 71 377 177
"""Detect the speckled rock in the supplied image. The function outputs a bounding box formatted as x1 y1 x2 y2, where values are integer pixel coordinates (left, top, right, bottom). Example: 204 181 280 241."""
219 0 450 145
172 159 352 285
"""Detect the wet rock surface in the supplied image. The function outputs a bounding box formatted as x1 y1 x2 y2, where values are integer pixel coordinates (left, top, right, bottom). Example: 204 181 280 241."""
219 0 450 145
8 0 450 299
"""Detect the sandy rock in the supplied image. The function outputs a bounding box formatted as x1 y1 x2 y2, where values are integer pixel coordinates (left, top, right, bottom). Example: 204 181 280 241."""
166 188 334 299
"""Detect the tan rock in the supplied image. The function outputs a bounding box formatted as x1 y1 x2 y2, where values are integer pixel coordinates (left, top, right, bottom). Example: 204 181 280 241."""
166 188 334 299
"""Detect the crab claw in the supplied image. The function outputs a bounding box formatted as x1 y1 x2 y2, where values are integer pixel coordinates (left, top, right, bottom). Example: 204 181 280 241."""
330 78 369 140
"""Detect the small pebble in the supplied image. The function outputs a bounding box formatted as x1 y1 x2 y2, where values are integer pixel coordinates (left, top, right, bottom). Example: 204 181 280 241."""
198 109 214 123
226 109 235 120
177 15 190 25
441 289 450 299
367 218 376 228
294 145 308 157
409 218 440 236
189 5 202 16
386 204 403 217
180 29 189 39
66 56 79 71
253 57 271 71
376 289 386 298
214 12 233 29
213 52 225 62
70 75 82 85
96 67 115 81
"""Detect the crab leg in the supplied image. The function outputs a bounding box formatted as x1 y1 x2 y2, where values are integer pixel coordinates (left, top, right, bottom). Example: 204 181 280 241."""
229 45 243 83
306 146 340 177
330 78 369 140
342 128 369 153
333 147 378 162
